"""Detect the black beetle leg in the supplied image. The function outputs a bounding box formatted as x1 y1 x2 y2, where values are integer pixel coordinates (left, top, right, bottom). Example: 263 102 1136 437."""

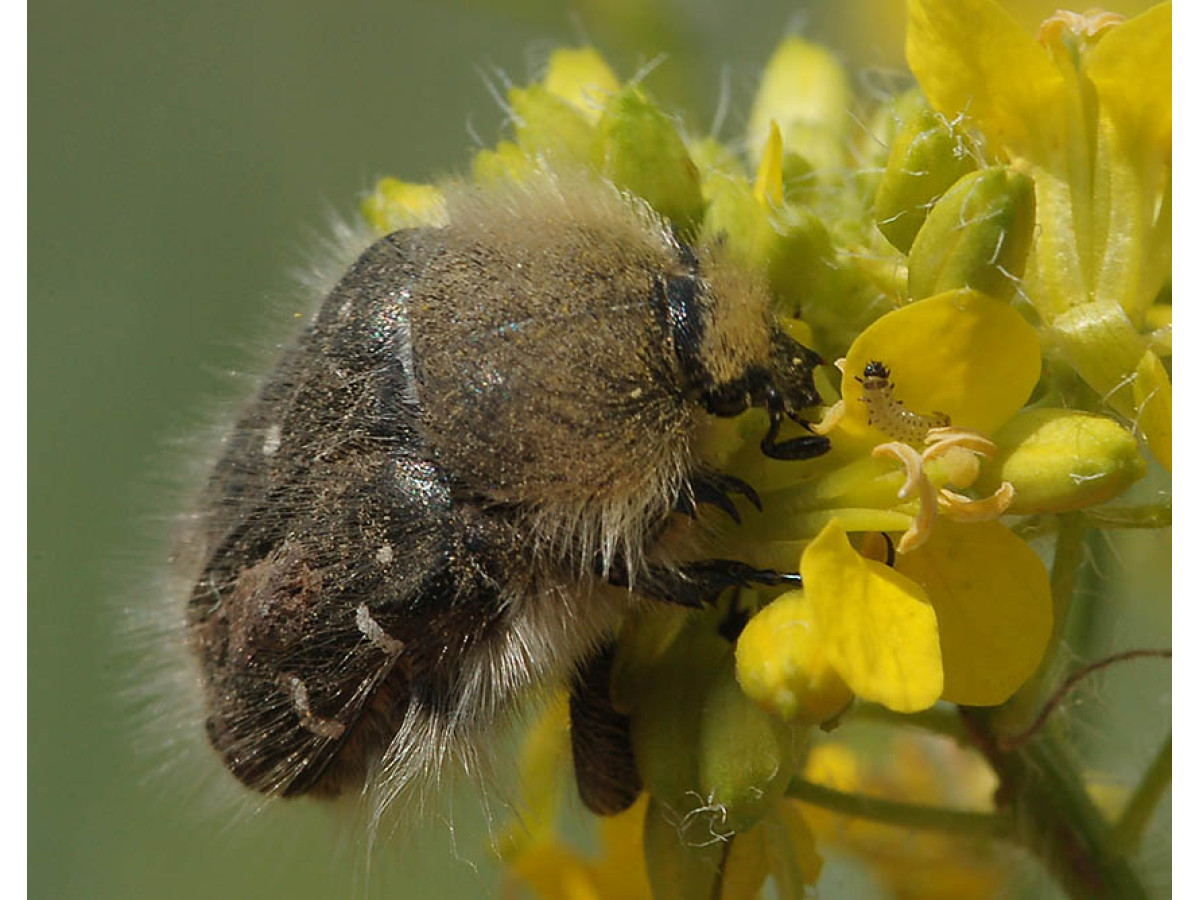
761 409 832 461
570 643 641 816
674 470 763 524
628 559 804 608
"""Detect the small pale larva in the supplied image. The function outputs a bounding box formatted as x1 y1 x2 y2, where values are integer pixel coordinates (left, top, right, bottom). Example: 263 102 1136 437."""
856 360 950 445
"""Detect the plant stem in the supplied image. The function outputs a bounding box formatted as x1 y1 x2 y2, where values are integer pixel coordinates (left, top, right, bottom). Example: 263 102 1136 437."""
1003 512 1087 730
959 707 1149 900
847 702 969 742
1114 733 1171 852
1012 504 1172 541
786 778 1010 838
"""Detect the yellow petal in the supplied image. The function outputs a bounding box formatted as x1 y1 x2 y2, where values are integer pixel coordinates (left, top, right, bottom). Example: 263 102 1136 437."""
471 140 534 185
590 795 654 900
736 591 854 724
1087 6 1172 324
1133 349 1171 471
509 83 597 164
841 289 1042 438
801 520 943 712
508 842 600 900
495 693 570 860
753 120 784 208
896 520 1051 706
905 0 1065 158
1087 4 1171 156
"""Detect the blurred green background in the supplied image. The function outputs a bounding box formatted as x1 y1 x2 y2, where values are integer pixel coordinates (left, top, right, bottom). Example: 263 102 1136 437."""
29 1 1168 898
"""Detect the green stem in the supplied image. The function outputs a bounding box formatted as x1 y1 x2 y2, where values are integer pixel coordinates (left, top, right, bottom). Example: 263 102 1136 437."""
959 708 1149 900
1003 512 1087 728
709 838 734 900
1012 504 1172 541
786 778 1011 838
1114 734 1171 852
1083 503 1172 530
847 702 969 742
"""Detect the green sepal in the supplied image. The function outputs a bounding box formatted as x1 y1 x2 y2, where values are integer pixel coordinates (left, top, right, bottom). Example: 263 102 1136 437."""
907 166 1036 300
873 100 978 252
594 86 705 232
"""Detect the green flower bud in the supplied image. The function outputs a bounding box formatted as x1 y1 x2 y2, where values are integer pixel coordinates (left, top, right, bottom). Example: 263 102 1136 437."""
977 408 1146 514
780 152 820 207
625 612 792 833
736 591 853 724
747 36 850 175
594 86 704 232
873 102 977 252
766 205 839 317
907 166 1035 301
699 174 774 270
697 654 793 832
508 83 596 164
689 136 746 194
858 88 930 171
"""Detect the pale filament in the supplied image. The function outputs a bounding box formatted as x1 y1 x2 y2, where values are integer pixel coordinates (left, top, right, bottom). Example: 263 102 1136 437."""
873 427 1015 553
873 441 938 553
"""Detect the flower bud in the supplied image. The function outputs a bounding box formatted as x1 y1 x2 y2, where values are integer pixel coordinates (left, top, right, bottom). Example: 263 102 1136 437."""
736 591 853 724
689 136 746 196
907 166 1035 301
594 87 704 231
700 174 774 270
873 102 977 253
471 140 533 185
542 46 619 122
747 36 850 175
976 408 1146 514
360 178 446 233
626 613 792 833
508 83 596 164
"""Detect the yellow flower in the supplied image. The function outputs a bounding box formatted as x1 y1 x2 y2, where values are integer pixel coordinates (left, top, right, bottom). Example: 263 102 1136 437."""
732 290 1058 711
906 0 1171 467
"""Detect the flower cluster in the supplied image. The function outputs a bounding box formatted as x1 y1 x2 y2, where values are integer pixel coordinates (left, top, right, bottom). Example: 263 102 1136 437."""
365 2 1170 896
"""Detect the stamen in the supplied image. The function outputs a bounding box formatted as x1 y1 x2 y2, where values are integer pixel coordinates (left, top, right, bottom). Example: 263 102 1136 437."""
810 399 845 435
929 444 981 489
923 426 998 460
939 483 1015 522
873 441 938 553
